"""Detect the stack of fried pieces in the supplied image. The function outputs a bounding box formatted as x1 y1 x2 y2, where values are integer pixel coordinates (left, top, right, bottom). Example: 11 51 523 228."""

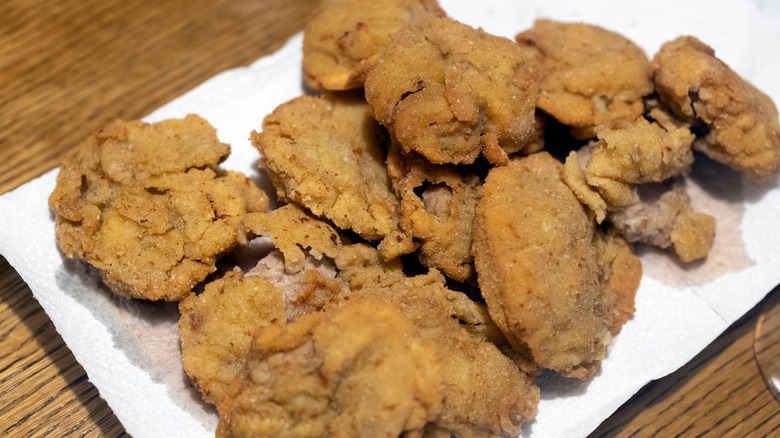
48 0 780 436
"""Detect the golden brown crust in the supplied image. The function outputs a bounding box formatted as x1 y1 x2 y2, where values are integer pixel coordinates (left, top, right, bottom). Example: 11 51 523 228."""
302 0 444 90
473 152 632 379
179 270 284 408
652 36 780 181
516 20 653 138
244 204 342 273
332 263 539 437
386 143 480 281
49 115 268 301
217 300 443 438
253 93 401 241
365 16 540 165
585 115 695 206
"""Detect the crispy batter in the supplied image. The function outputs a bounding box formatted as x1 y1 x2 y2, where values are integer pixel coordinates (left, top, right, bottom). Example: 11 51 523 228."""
302 0 444 90
652 36 780 181
596 230 642 335
386 143 480 281
365 16 540 165
585 115 695 206
179 270 284 408
253 93 403 243
244 204 342 273
217 300 443 438
248 250 346 322
333 252 539 437
473 153 640 379
516 20 653 138
609 183 715 262
49 115 268 301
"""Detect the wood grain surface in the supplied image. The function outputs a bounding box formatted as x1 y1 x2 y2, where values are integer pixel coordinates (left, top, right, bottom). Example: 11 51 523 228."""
1 0 778 437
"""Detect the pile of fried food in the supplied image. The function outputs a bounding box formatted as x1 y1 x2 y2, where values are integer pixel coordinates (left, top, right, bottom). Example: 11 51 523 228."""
48 0 780 436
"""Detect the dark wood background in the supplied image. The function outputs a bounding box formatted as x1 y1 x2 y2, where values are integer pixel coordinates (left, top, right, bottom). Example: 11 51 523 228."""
1 0 778 436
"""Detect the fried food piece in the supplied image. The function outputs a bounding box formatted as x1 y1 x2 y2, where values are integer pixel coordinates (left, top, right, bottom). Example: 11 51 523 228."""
179 270 284 408
585 113 695 207
253 94 404 244
248 250 346 322
473 153 640 379
652 36 780 181
49 115 268 301
244 204 342 273
366 16 540 165
334 247 539 437
217 300 443 438
609 183 715 262
516 20 653 138
386 143 480 281
596 230 643 335
302 0 444 90
244 204 347 319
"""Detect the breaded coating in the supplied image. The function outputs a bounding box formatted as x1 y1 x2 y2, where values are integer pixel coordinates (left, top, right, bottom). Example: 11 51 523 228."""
652 36 780 181
49 115 268 301
516 20 653 138
248 250 346 322
244 204 342 273
333 256 539 437
253 94 402 242
302 0 444 90
473 153 640 379
596 231 643 335
386 143 480 281
178 270 284 408
610 183 715 262
244 204 347 319
585 115 695 206
365 16 540 165
217 300 443 438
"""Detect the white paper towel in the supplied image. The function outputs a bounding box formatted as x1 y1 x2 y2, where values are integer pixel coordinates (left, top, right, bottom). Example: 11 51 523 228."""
1 1 779 437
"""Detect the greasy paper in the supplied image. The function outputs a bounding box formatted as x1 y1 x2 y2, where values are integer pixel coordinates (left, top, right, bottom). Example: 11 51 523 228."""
1 1 779 437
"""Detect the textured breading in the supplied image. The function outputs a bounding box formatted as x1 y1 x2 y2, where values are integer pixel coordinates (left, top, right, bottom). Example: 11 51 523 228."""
609 183 715 263
49 115 268 301
652 36 780 181
516 20 653 138
365 16 540 165
302 0 444 90
248 250 346 322
333 251 539 437
244 204 342 273
178 270 284 408
585 114 695 207
252 93 403 242
473 153 640 379
386 143 480 281
217 300 443 438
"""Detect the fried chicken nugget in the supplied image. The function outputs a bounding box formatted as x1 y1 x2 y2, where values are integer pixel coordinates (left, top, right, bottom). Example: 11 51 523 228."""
360 276 539 437
652 36 780 181
366 16 540 165
516 20 653 138
386 143 480 281
335 247 539 437
473 153 640 379
49 115 268 301
217 300 443 438
253 94 410 253
179 270 284 408
302 0 444 90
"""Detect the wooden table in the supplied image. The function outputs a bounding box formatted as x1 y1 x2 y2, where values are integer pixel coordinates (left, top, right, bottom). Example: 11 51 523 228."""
1 0 778 436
